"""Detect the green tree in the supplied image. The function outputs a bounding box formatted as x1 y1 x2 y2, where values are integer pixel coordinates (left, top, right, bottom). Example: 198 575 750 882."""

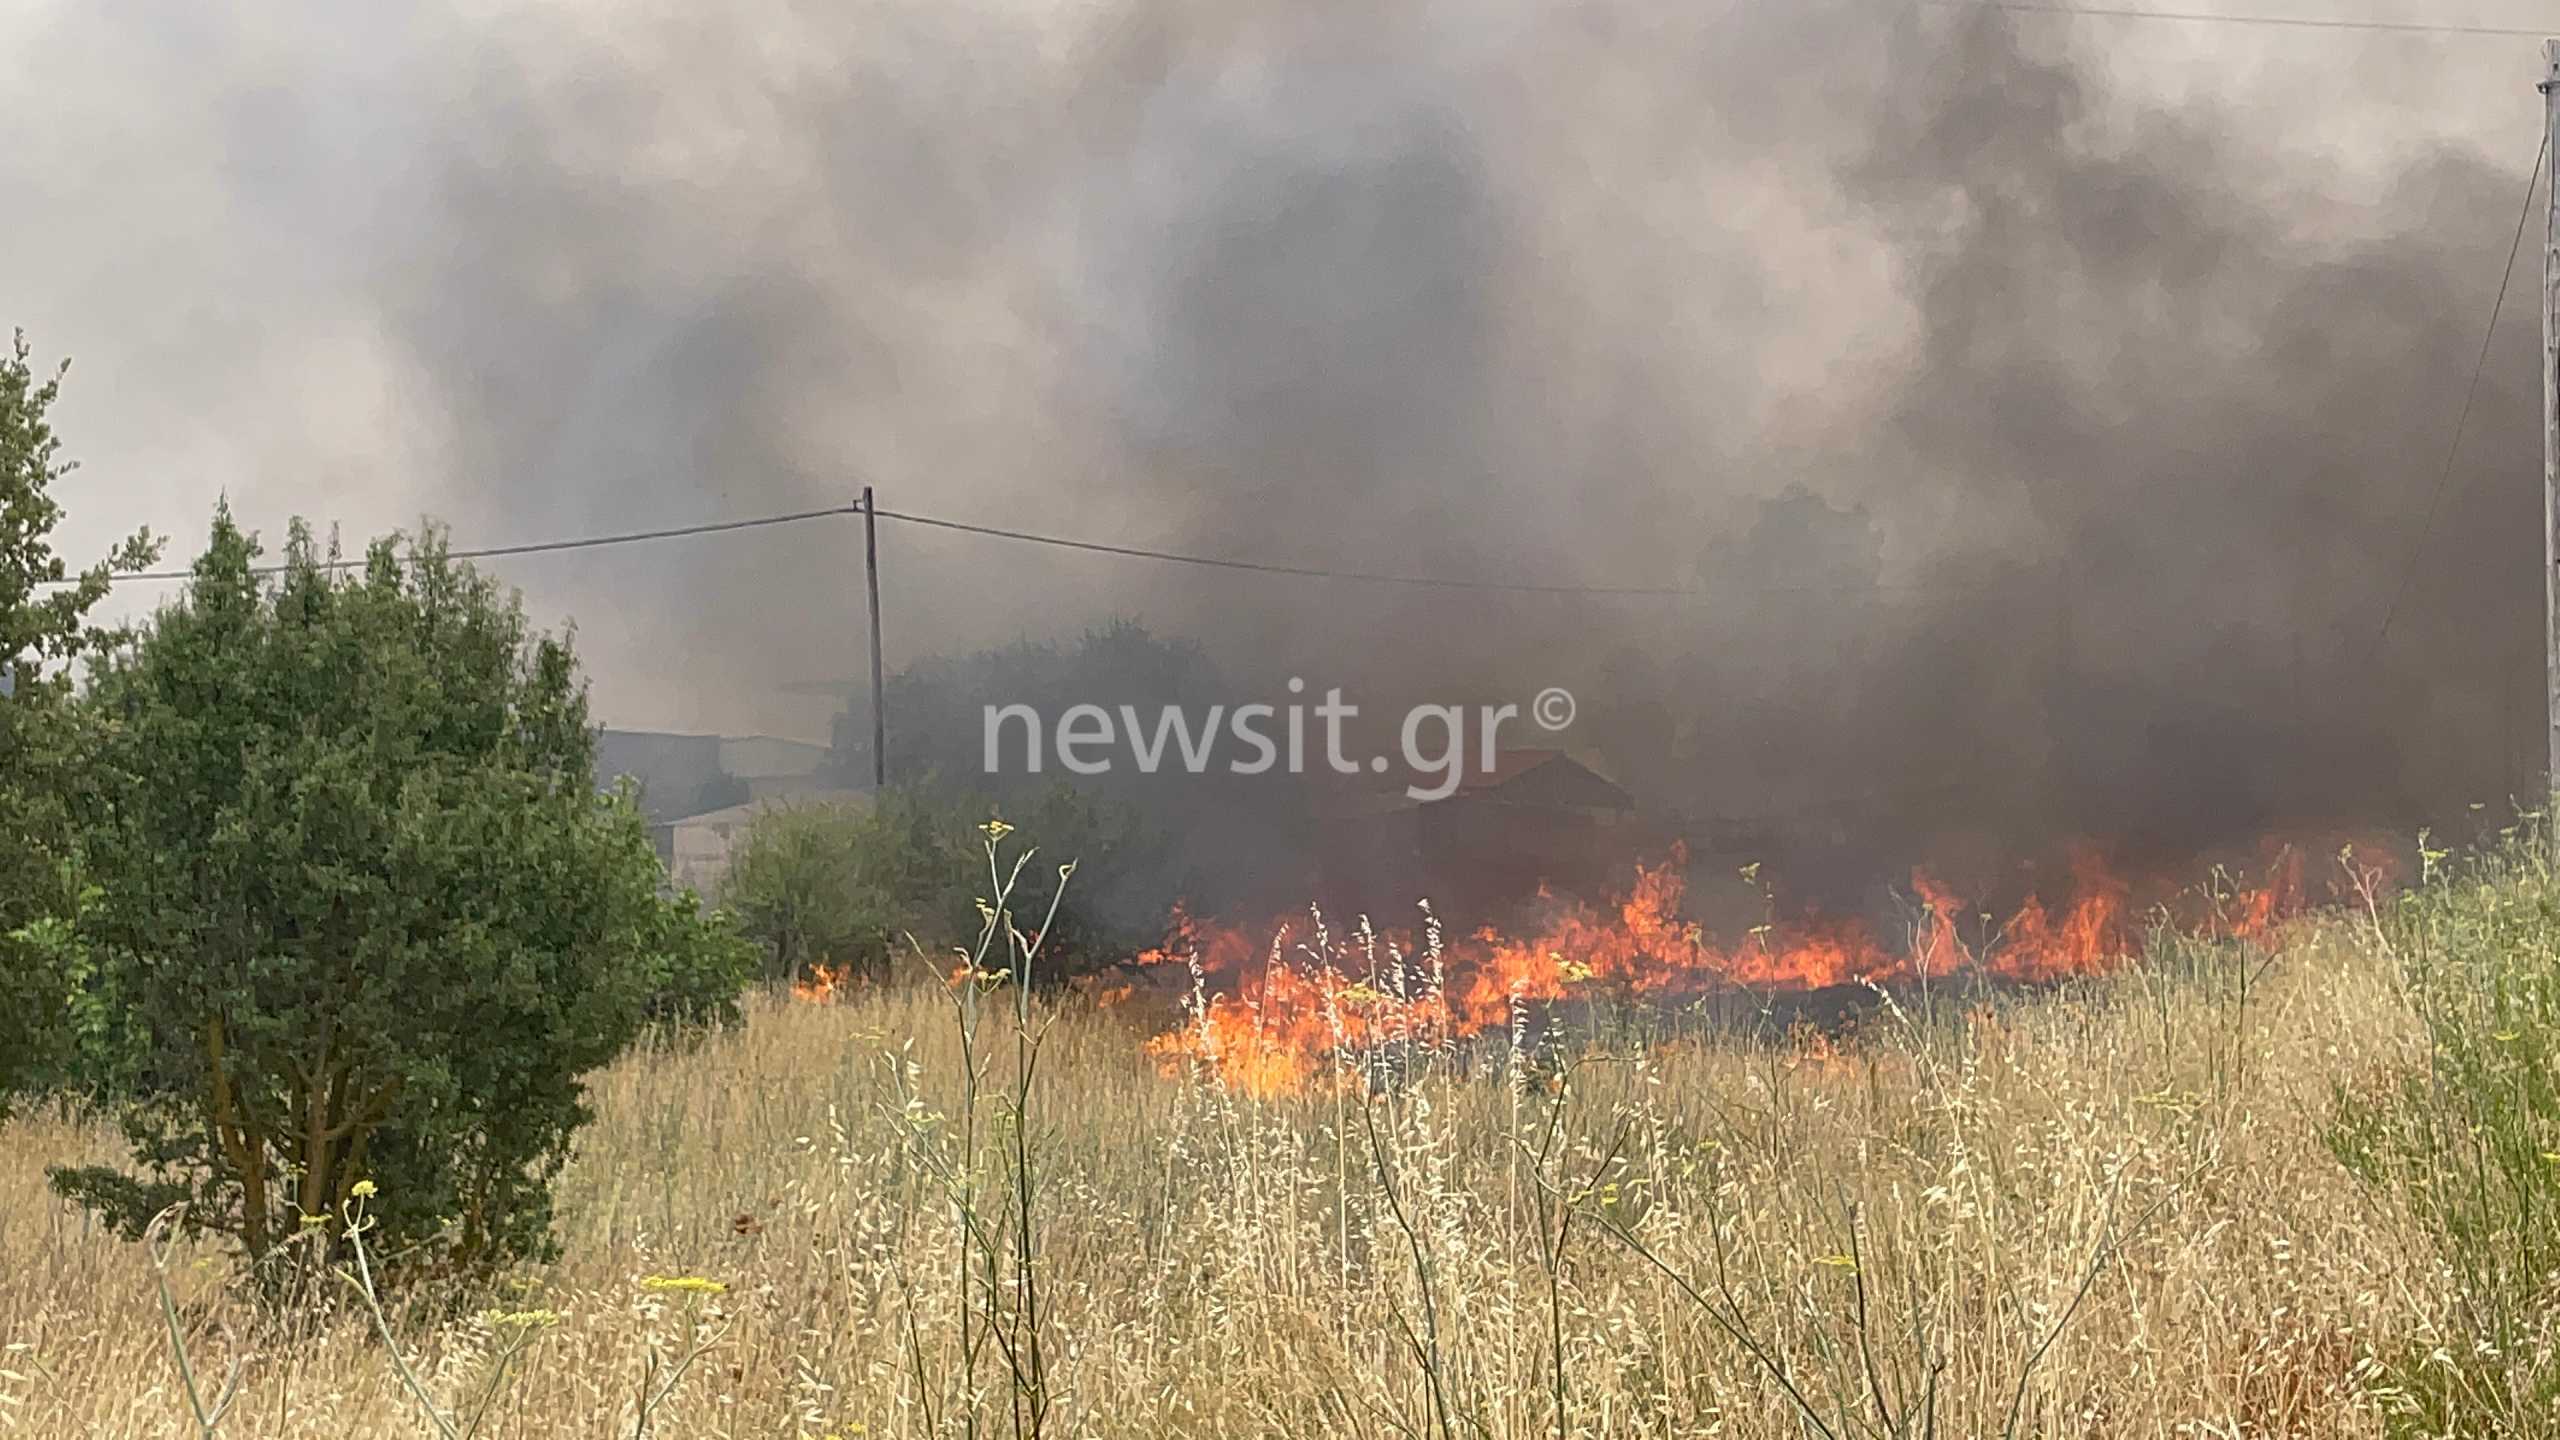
828 618 1224 792
825 619 1263 954
50 508 753 1287
0 333 153 1115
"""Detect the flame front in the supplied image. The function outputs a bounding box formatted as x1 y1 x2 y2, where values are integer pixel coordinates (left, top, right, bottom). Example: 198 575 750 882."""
1140 843 2335 1097
791 962 850 1004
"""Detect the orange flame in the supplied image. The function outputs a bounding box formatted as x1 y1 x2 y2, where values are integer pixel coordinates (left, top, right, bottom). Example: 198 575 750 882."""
1142 841 2352 1096
791 962 850 1004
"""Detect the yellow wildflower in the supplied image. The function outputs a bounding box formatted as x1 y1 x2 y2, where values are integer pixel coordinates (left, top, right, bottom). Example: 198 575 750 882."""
640 1274 727 1296
485 1308 564 1330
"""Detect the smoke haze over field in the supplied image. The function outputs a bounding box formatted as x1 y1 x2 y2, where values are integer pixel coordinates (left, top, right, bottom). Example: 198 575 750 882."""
5 0 2552 867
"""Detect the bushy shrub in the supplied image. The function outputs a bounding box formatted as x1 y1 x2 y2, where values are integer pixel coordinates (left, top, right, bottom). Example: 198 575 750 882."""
725 780 1167 986
982 779 1169 978
2328 824 2560 1433
721 788 971 981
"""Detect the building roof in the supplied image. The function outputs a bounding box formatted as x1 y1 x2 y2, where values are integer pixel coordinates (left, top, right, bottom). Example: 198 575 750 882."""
655 788 871 830
1451 750 1635 809
1458 748 1574 793
1311 750 1635 819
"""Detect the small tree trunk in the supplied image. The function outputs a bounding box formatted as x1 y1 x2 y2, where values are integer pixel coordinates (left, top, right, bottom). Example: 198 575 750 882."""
203 1017 272 1258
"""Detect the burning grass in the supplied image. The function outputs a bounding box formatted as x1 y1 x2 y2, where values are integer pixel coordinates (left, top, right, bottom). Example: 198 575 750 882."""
1128 842 2353 1098
0 857 2496 1438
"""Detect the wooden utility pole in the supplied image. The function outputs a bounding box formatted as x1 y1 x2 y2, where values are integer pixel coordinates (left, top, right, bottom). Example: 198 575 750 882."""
863 485 886 791
2546 41 2560 817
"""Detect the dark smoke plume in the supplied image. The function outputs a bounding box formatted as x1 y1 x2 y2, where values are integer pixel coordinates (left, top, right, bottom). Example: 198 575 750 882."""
11 0 2546 884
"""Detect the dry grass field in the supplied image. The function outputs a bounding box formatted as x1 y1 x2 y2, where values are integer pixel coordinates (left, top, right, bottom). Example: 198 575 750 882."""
1 897 2490 1439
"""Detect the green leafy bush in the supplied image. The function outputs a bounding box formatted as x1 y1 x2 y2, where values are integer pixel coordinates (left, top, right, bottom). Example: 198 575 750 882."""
725 780 1163 987
984 779 1169 978
2328 825 2560 1435
48 509 754 1290
720 788 969 982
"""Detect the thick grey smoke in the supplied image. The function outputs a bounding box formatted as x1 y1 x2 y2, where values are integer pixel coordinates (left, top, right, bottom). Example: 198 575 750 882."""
8 0 2545 875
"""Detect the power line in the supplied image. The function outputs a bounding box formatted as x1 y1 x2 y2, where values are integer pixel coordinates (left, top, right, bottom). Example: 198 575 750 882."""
2374 132 2548 651
874 505 2001 595
62 498 1989 600
865 506 1714 596
82 504 869 584
1926 0 2560 36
